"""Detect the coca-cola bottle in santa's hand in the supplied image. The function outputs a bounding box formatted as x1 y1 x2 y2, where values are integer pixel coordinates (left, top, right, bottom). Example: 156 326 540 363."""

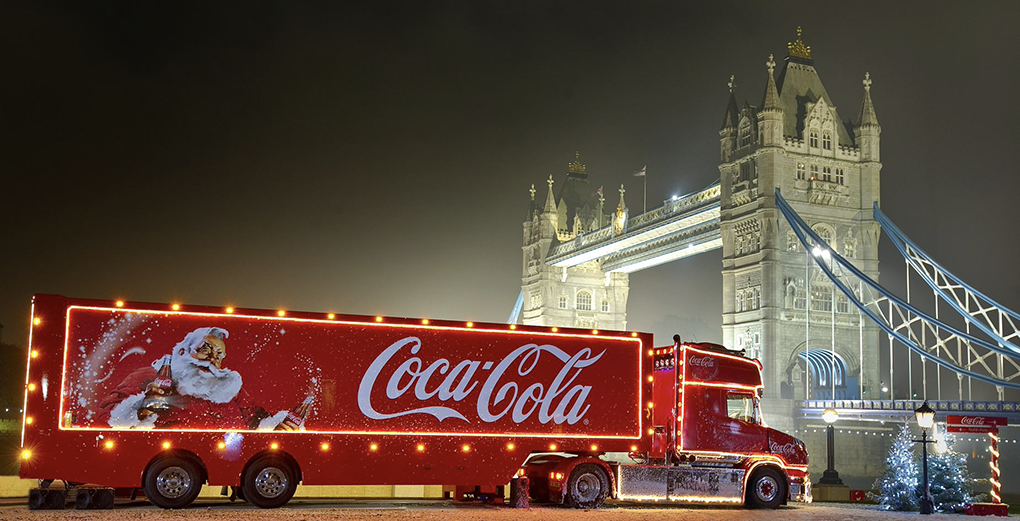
142 355 174 413
276 387 315 431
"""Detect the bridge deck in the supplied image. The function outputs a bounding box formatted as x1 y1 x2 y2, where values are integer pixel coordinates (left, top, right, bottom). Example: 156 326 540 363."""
799 399 1020 424
546 183 722 273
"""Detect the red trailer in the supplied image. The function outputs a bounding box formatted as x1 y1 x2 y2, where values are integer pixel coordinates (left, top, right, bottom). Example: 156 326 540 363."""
19 294 809 510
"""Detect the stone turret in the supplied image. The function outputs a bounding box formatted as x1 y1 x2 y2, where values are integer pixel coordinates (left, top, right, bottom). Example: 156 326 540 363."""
854 72 881 162
719 75 739 162
758 54 784 147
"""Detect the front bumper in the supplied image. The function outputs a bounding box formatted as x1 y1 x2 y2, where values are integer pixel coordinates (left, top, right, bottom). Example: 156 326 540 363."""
789 475 812 503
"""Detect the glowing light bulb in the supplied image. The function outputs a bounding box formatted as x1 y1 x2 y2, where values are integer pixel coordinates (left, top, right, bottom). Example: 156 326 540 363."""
270 442 279 450
217 442 226 449
549 443 557 451
162 442 171 449
647 375 653 382
25 417 33 425
33 318 41 326
28 383 36 391
422 319 430 325
226 307 234 314
328 313 335 319
551 327 558 332
630 445 638 452
375 316 383 322
506 443 515 450
115 301 125 307
592 330 599 335
321 443 330 451
416 443 425 452
647 402 654 408
509 324 517 330
631 332 638 337
370 443 378 451
590 444 598 451
31 351 38 359
647 349 653 356
105 440 114 449
277 310 286 317
21 450 30 460
466 322 474 328
462 444 470 452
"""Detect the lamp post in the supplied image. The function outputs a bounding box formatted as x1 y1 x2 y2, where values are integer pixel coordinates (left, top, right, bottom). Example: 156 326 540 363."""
914 401 936 515
819 408 844 485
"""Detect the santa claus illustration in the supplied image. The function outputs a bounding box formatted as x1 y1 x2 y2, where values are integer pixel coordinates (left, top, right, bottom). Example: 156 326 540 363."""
98 327 307 430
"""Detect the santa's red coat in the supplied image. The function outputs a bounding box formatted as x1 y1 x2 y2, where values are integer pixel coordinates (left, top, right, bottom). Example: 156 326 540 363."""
97 366 270 430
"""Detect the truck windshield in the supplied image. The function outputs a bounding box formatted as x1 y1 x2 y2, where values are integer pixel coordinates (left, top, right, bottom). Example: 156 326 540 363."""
726 393 757 424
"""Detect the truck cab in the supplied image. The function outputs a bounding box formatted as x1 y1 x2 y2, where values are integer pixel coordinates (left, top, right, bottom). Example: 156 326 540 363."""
632 341 811 507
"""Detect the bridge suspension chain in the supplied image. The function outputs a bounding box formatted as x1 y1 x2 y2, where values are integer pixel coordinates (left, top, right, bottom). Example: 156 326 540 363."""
875 205 1020 355
776 189 1020 393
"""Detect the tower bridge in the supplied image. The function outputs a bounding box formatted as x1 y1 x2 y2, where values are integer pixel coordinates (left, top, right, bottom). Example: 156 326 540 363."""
511 29 1019 488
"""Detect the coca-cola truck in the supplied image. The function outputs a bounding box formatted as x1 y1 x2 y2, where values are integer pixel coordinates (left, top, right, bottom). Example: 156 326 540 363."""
19 294 810 510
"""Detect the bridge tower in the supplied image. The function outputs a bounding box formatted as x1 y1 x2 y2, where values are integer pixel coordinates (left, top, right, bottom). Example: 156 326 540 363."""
718 29 883 429
521 154 630 330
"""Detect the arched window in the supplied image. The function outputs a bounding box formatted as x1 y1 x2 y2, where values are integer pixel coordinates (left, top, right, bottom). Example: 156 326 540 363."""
813 224 835 249
601 299 610 313
558 296 568 309
809 130 819 148
739 121 752 148
822 131 832 150
576 291 592 311
796 162 806 180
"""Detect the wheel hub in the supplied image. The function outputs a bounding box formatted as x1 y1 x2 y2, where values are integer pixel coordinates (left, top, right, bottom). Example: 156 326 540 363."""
156 466 192 499
572 472 601 502
756 475 778 502
254 467 288 498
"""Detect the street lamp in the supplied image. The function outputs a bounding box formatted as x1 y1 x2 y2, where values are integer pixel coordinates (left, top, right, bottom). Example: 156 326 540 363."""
818 408 844 485
914 401 936 515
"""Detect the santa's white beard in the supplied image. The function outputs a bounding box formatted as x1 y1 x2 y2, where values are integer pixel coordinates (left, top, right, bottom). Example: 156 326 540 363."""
171 355 242 404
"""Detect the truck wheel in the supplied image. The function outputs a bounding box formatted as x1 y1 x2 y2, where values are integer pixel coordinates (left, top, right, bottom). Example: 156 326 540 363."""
241 456 297 508
143 457 203 509
746 467 785 509
565 463 609 509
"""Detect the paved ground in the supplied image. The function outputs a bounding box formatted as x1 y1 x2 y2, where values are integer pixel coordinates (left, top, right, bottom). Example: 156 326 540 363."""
1 499 1017 520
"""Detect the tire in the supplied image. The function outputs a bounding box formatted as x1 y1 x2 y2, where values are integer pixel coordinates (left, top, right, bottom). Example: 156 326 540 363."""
746 467 785 509
241 455 298 508
565 463 610 509
143 456 203 509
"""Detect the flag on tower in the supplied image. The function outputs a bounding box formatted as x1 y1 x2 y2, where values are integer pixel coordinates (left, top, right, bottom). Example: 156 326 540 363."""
634 165 646 177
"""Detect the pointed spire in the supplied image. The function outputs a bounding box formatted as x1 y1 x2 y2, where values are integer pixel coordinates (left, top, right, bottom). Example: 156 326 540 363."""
543 174 557 213
720 74 739 130
856 72 879 128
525 184 538 219
617 184 626 212
761 54 782 112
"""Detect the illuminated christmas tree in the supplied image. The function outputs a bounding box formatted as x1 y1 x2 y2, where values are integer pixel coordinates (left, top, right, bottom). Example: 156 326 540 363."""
927 427 976 512
870 423 919 511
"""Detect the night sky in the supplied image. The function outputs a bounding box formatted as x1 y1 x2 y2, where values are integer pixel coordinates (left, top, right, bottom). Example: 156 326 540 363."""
3 1 1020 357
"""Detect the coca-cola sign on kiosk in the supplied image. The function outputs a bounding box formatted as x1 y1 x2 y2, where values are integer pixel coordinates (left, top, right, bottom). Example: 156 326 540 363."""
61 306 643 439
946 415 1007 433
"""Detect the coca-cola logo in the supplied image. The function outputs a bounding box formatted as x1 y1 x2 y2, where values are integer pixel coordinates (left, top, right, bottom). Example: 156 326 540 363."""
357 337 605 425
688 355 715 368
960 417 988 426
769 441 798 455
